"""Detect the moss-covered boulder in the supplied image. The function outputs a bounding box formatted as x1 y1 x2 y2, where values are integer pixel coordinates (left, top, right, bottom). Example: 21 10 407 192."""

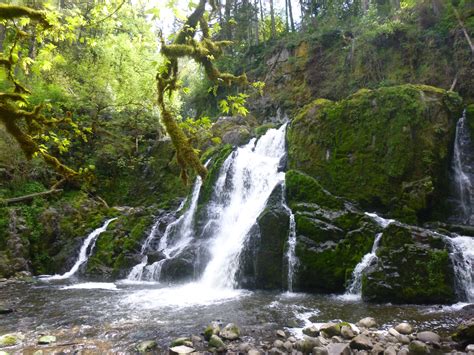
287 85 463 223
286 170 381 293
85 208 154 279
0 190 113 278
362 222 456 304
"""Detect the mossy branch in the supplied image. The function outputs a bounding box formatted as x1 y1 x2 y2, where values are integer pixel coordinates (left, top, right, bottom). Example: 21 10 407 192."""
157 0 248 182
0 5 50 27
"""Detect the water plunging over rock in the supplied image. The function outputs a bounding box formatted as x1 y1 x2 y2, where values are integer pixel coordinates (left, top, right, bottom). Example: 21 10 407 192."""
40 218 117 280
344 214 395 297
447 235 474 302
450 110 474 226
126 178 203 282
346 233 383 297
199 124 287 288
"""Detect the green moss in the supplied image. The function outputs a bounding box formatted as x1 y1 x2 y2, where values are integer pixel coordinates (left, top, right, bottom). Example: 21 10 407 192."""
198 144 233 206
86 212 153 277
362 223 455 304
254 123 277 138
295 230 375 292
466 104 474 141
288 84 463 222
285 170 343 210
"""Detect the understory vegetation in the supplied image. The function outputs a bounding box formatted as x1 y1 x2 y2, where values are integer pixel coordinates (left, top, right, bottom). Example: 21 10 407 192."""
0 0 472 284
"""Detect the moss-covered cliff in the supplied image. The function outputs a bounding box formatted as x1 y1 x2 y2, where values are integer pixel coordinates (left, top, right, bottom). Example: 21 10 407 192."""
287 84 463 223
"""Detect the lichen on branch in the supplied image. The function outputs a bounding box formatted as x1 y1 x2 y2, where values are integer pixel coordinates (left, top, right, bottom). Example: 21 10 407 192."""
156 0 248 183
0 5 78 180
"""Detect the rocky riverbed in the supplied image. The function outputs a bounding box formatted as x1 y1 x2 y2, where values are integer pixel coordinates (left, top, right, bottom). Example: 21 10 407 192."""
0 278 473 354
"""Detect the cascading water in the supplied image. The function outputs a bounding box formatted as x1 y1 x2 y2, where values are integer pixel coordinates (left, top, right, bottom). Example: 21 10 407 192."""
343 213 394 298
346 233 383 296
199 124 287 288
286 213 297 292
446 235 474 302
451 110 474 225
126 177 203 281
281 186 297 292
40 218 117 280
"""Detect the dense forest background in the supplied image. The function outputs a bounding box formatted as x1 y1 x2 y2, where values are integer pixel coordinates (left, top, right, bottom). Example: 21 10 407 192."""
0 0 473 278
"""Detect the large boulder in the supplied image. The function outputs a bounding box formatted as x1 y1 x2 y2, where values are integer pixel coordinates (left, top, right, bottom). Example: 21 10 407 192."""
287 85 463 223
362 222 456 304
237 183 290 289
285 170 381 293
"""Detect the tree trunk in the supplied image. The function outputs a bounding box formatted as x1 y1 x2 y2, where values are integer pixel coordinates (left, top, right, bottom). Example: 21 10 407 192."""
0 24 5 52
259 0 265 42
454 7 474 55
269 0 276 39
224 0 233 40
254 0 259 45
285 0 289 31
288 0 295 31
4 189 63 205
361 0 369 14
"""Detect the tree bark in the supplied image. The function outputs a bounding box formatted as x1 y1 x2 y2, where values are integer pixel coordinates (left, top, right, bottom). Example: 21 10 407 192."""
224 0 233 40
4 189 63 205
269 0 276 39
288 0 295 31
361 0 369 14
453 7 474 55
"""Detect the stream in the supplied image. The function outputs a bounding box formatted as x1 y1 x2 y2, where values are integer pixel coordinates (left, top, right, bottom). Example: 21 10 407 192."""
0 280 469 352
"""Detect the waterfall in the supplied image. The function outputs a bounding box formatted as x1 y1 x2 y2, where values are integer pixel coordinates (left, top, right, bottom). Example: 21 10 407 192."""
286 213 297 292
281 185 297 292
126 177 203 281
451 110 474 225
346 233 383 296
342 213 394 297
447 235 474 302
40 218 117 281
199 124 287 288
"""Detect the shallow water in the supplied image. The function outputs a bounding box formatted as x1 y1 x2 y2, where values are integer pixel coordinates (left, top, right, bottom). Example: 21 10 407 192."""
0 279 469 352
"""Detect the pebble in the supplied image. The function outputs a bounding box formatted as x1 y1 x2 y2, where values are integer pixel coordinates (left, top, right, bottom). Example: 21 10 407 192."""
383 345 397 355
273 339 284 349
276 329 286 338
394 322 413 335
327 342 351 355
169 345 195 354
416 331 440 344
350 334 373 350
136 340 157 353
357 317 377 329
408 340 429 354
37 335 56 345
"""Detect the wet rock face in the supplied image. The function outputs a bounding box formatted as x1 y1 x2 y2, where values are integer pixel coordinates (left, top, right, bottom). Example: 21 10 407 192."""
287 84 463 223
284 170 381 293
237 183 290 290
211 115 257 146
362 222 456 304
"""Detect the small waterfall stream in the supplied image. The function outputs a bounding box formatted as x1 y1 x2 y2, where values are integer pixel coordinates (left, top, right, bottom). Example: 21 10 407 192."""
346 233 383 296
447 235 474 302
40 218 117 280
199 124 287 288
281 186 297 292
451 110 474 225
127 177 203 282
344 213 394 298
